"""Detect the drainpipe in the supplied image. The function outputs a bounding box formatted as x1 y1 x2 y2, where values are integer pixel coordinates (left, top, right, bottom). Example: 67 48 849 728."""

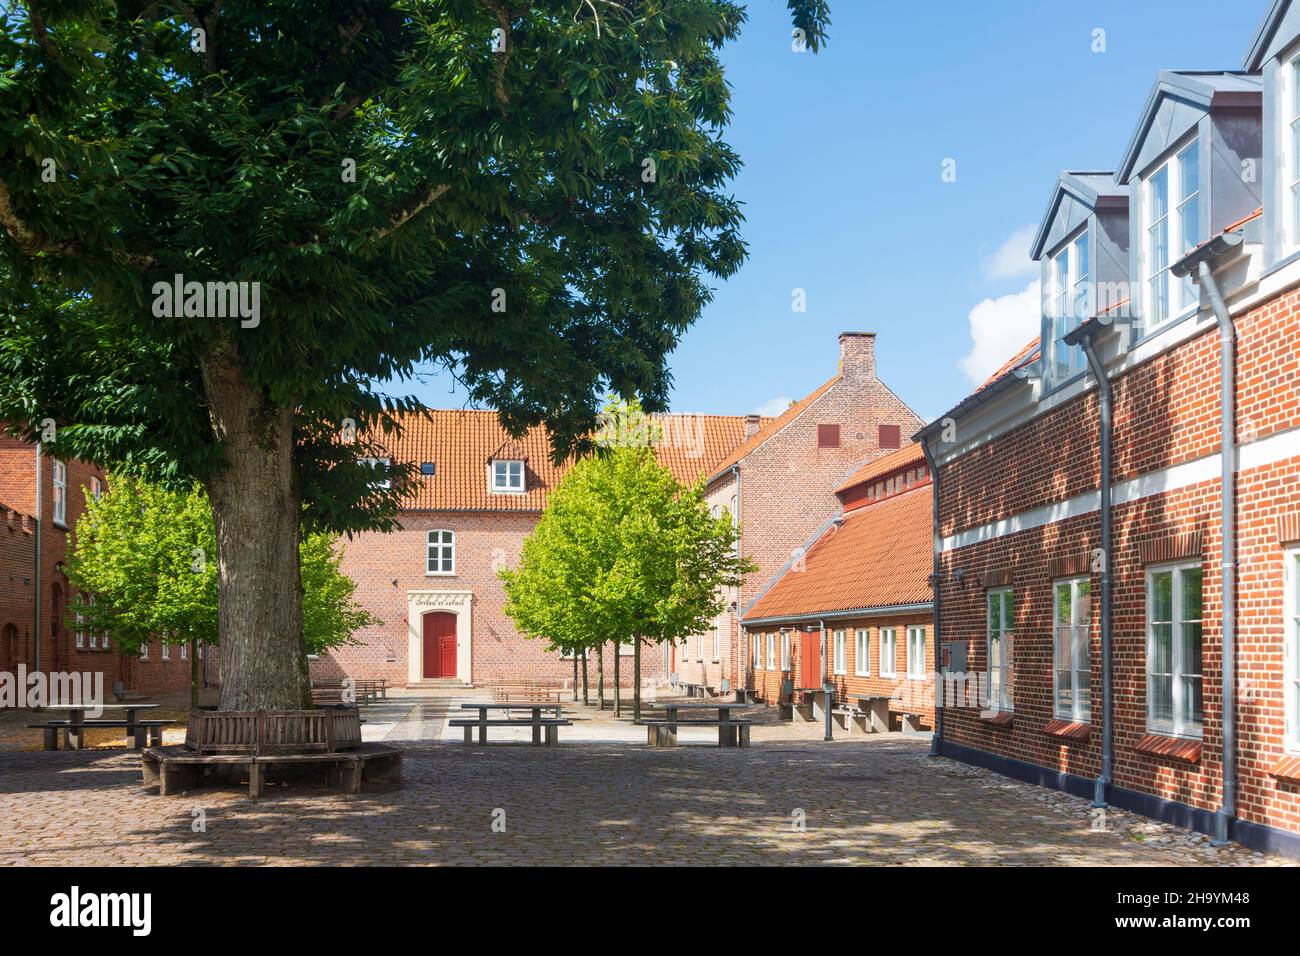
921 438 942 757
1174 238 1241 846
730 463 742 692
1076 332 1113 809
33 441 42 678
1199 260 1238 846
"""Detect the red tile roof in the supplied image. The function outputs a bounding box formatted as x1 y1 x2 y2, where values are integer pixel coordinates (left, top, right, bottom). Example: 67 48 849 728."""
833 441 926 495
743 484 933 622
978 337 1040 391
372 409 756 512
707 375 841 481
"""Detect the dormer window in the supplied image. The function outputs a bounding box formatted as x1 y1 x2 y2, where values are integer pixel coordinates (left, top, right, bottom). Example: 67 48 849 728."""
491 459 525 493
1288 51 1300 248
359 457 391 489
1141 137 1201 330
1048 228 1089 382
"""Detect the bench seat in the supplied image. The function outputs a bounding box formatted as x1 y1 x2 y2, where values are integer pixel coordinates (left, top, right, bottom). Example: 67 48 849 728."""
640 718 751 749
28 719 174 751
141 743 402 800
448 717 572 747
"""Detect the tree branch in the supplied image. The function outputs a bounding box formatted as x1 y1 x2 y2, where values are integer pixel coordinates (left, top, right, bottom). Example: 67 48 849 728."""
0 177 158 268
368 185 451 242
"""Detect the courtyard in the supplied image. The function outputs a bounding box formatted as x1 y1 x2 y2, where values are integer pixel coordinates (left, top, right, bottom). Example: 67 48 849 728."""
0 689 1289 867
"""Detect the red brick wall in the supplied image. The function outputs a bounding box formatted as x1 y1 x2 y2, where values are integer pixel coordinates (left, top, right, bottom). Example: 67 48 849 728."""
937 286 1300 840
0 433 192 698
325 510 639 689
741 612 935 728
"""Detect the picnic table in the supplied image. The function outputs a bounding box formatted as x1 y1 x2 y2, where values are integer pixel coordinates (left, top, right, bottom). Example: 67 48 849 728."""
30 703 169 750
643 701 761 748
450 702 571 746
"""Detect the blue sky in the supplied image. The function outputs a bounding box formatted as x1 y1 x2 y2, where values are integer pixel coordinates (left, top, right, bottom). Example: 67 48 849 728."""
396 0 1264 424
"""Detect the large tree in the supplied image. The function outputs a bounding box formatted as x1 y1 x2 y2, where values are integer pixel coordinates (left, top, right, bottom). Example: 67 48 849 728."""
0 1 827 709
501 424 751 719
67 472 379 705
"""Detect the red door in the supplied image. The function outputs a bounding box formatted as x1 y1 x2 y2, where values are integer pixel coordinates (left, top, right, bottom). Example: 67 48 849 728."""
422 612 458 678
799 631 820 689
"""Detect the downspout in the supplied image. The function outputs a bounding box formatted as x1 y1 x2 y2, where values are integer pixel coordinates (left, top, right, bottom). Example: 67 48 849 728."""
34 441 42 677
730 463 741 693
1173 236 1241 846
1199 260 1238 846
1076 333 1113 808
921 438 942 757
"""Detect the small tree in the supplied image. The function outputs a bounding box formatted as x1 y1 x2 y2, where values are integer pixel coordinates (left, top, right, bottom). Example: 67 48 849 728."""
501 414 752 719
69 472 378 706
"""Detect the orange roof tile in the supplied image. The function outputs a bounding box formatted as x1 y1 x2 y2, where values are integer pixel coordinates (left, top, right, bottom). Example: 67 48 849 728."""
978 337 1040 391
372 409 755 512
833 441 926 495
707 375 841 481
743 484 933 622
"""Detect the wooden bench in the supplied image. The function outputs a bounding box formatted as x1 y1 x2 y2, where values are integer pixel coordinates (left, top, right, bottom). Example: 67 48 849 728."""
640 718 752 748
111 680 147 703
28 719 174 751
448 717 571 746
488 682 564 704
310 679 387 705
141 742 402 800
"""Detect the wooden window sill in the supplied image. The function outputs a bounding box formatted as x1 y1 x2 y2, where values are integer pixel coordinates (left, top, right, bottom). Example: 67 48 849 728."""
978 710 1013 728
1135 733 1202 764
1271 754 1300 784
1045 718 1091 743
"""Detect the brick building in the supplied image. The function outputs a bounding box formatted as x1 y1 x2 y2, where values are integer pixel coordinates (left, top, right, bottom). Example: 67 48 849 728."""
0 431 191 697
671 332 923 696
917 5 1300 858
320 408 762 689
740 442 935 731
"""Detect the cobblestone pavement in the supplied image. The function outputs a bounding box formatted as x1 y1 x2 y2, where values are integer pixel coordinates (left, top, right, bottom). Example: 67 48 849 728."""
0 694 1291 866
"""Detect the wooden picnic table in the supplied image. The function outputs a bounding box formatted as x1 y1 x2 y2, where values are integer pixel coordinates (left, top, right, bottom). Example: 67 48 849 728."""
39 703 163 750
646 701 761 747
453 701 569 746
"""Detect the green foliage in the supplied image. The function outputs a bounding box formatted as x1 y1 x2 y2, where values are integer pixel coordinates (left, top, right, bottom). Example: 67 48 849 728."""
0 0 829 531
500 404 754 655
68 471 378 653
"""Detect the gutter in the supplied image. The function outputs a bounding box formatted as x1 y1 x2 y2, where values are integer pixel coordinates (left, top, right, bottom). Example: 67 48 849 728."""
1173 231 1243 846
742 601 933 628
1063 318 1116 808
921 438 942 757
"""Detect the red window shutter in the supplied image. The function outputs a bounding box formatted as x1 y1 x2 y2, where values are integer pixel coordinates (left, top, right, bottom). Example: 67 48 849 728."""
879 424 901 449
817 424 840 448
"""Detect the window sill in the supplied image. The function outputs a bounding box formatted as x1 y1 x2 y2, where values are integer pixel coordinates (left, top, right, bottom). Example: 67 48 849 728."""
978 710 1014 729
1045 718 1091 743
425 572 456 578
1270 754 1300 785
1134 733 1202 764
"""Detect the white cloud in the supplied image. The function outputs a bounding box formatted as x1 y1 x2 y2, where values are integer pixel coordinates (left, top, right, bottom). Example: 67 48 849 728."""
754 396 794 417
958 280 1041 385
982 224 1039 281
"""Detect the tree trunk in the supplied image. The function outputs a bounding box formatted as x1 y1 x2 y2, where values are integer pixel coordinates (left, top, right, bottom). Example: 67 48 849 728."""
190 637 199 708
581 647 589 705
613 643 622 718
200 340 309 711
596 643 605 710
633 637 641 723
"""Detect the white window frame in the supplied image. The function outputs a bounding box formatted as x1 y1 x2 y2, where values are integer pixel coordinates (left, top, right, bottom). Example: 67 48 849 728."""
140 642 149 661
880 628 897 678
780 632 791 672
1141 135 1201 332
1053 576 1092 722
906 626 926 680
1146 561 1203 739
832 629 847 675
89 476 102 503
87 596 98 650
491 459 525 494
161 642 171 662
751 632 760 670
52 459 67 526
766 633 776 671
74 594 85 649
426 529 455 576
711 620 721 662
359 456 392 489
1286 548 1300 753
986 587 1014 713
1048 227 1089 383
854 628 870 676
1283 48 1300 254
180 641 188 661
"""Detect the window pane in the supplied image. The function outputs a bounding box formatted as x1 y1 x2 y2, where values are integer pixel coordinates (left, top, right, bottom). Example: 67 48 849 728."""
1179 140 1199 200
1151 622 1173 676
1151 674 1174 728
1181 567 1202 623
1074 580 1091 625
1150 166 1169 221
1151 571 1173 622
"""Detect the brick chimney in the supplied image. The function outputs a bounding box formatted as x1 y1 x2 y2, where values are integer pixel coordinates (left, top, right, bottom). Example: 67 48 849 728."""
838 332 876 381
743 414 762 437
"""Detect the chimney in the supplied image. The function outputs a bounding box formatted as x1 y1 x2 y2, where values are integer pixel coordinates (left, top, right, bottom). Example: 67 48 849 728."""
743 414 762 437
838 332 876 380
